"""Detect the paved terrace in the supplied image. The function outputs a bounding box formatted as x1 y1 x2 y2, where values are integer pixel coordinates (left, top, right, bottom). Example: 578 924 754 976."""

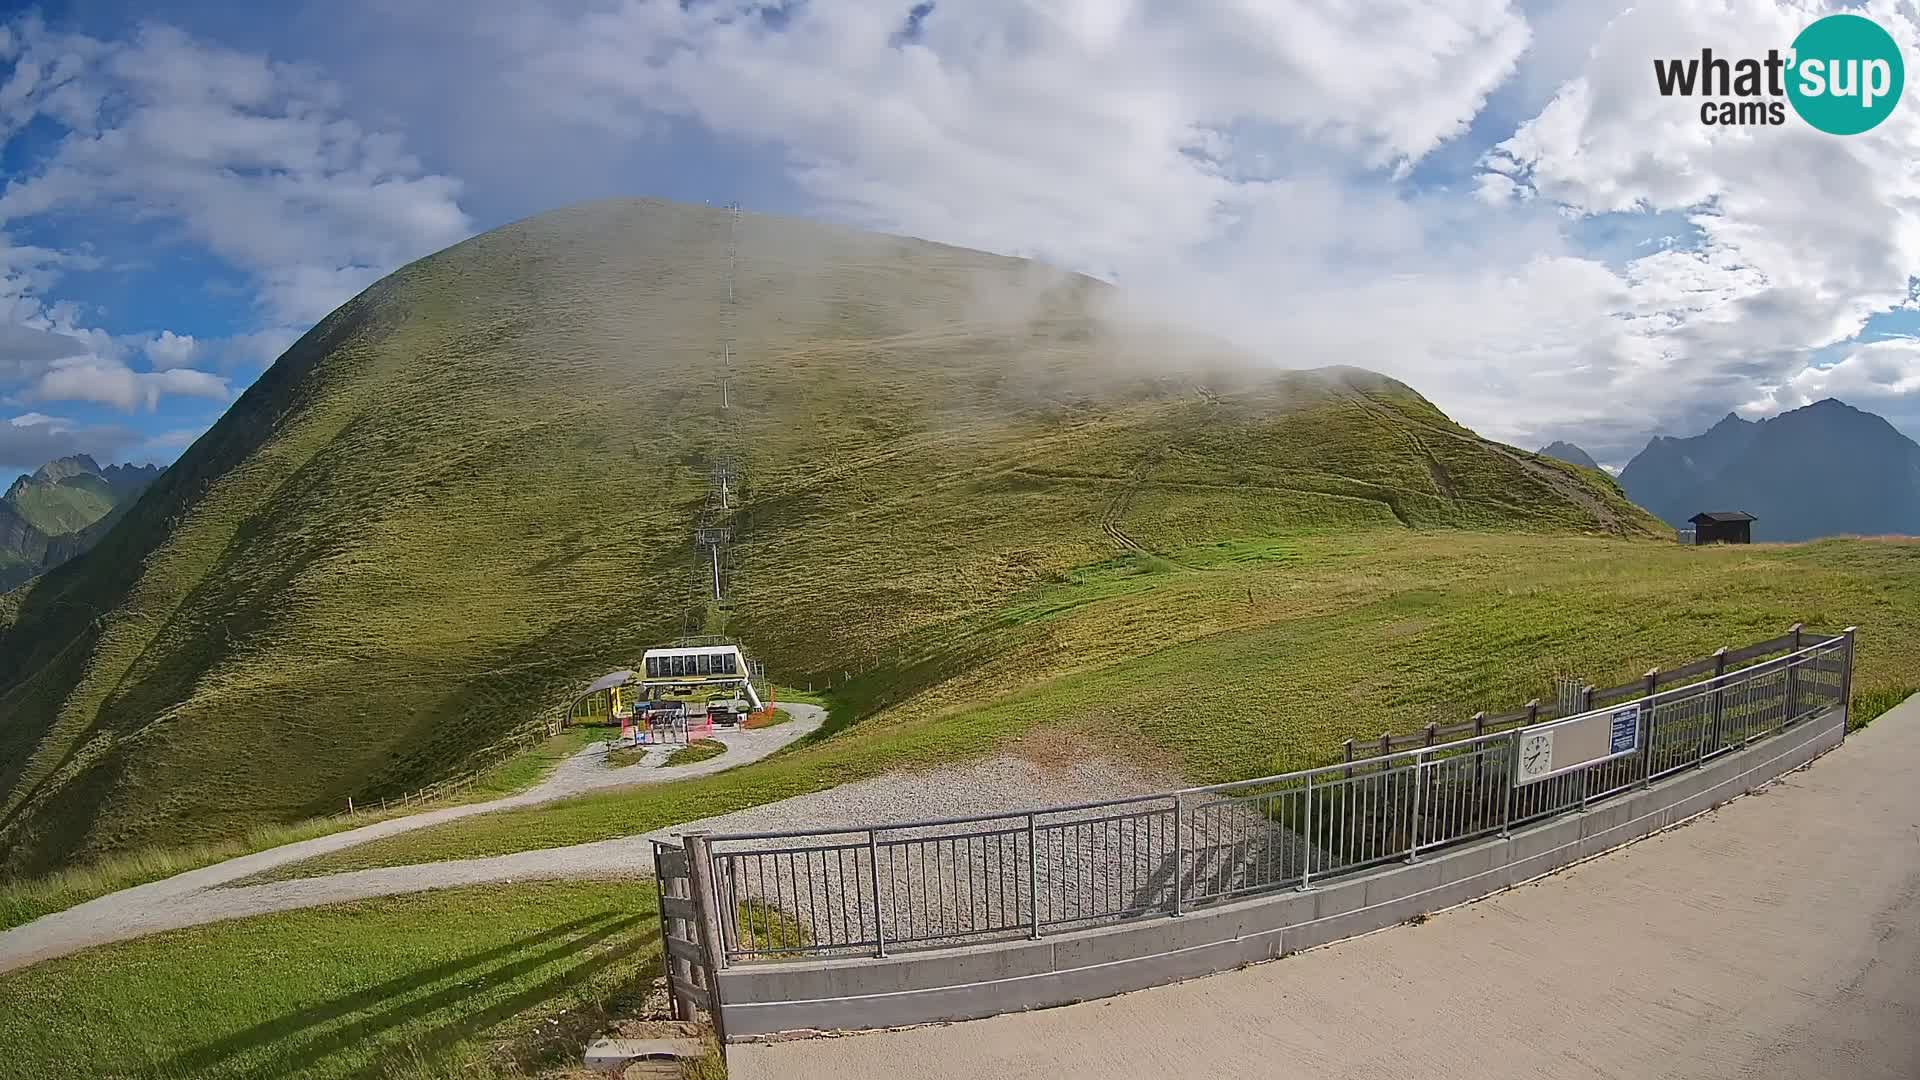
734 692 1920 1080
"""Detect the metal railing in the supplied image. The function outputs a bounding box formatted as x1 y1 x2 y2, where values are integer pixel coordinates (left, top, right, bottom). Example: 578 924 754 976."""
700 629 1854 963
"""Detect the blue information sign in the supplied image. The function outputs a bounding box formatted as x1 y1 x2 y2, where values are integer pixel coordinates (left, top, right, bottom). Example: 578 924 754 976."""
1608 705 1640 755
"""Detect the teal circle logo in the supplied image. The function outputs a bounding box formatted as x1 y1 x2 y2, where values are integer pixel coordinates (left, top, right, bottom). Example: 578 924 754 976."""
1787 14 1904 135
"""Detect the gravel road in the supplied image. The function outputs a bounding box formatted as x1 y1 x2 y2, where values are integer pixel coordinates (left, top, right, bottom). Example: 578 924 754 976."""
0 704 829 975
0 714 1176 976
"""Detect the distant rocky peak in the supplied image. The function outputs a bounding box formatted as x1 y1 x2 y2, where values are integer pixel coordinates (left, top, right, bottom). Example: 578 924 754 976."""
31 454 104 483
1537 440 1600 471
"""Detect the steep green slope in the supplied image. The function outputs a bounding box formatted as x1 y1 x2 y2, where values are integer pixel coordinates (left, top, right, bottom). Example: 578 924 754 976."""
0 198 1661 876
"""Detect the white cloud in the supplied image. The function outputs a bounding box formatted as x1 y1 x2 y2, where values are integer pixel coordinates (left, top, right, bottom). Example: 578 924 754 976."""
35 355 230 411
145 329 198 370
487 0 1532 273
9 411 70 429
1755 338 1920 407
1481 0 1920 451
0 15 473 340
0 409 134 472
7 0 1920 465
435 0 1918 459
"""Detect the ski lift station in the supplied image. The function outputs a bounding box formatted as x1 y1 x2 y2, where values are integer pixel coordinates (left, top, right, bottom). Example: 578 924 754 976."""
567 642 765 726
641 643 764 711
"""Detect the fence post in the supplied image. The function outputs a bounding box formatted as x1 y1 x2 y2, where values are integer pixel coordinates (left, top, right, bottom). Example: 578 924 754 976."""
1841 627 1858 729
653 843 687 1022
1786 623 1803 723
868 829 886 958
1471 711 1487 787
1639 668 1658 789
1171 793 1185 917
1526 699 1539 726
1500 728 1518 837
1378 732 1391 759
1342 739 1354 780
683 833 729 1046
1709 647 1729 759
1581 685 1595 712
1299 773 1315 891
1407 751 1425 862
1026 813 1041 938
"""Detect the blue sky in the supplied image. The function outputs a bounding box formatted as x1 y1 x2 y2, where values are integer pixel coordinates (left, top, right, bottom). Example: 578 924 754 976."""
5 0 1920 481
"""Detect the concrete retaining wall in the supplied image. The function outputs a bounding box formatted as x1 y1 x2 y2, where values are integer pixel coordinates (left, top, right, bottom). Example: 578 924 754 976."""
715 706 1846 1040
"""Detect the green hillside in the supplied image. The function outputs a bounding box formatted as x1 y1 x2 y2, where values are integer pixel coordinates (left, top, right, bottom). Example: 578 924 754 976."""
0 456 161 592
6 473 116 536
0 198 1667 876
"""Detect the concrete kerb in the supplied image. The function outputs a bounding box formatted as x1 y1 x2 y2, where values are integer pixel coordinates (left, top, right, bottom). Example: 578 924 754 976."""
714 706 1847 1041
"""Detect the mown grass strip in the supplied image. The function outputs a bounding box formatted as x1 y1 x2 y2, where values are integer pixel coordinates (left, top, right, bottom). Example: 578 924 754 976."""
0 881 661 1080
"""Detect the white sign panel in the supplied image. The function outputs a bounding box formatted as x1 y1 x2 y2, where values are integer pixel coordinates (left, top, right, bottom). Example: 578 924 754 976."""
1516 730 1554 784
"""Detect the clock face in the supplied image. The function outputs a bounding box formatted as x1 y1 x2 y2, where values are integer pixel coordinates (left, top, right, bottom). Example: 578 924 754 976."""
1518 731 1554 782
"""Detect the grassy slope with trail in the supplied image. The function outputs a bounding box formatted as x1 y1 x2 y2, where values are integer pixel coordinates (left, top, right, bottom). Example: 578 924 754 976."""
0 881 660 1080
269 531 1920 878
0 197 1660 878
0 722 617 932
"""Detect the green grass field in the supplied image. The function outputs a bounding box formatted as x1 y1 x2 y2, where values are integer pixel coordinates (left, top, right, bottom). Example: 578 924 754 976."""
0 881 661 1080
664 740 728 767
259 531 1919 879
0 198 1670 879
0 722 614 931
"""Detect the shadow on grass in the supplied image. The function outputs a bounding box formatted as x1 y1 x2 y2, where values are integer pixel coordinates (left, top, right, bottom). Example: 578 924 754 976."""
147 910 656 1080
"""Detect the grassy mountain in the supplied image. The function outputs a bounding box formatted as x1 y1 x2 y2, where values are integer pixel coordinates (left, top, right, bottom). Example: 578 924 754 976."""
1621 399 1920 541
0 198 1664 876
0 456 160 591
1538 440 1600 472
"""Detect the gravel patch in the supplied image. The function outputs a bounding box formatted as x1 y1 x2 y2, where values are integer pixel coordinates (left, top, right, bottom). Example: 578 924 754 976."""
645 755 1170 843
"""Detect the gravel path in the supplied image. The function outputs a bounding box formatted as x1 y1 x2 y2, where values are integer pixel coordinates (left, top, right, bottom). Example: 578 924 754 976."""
0 704 827 975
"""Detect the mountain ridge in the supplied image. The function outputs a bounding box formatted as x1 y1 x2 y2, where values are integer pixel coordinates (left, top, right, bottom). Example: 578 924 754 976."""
0 455 161 591
1619 398 1920 541
1538 440 1600 471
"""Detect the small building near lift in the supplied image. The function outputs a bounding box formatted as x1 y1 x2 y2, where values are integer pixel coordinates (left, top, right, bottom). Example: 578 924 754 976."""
1689 511 1756 545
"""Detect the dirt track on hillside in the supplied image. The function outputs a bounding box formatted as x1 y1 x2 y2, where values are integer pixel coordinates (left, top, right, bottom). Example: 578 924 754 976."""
0 704 826 975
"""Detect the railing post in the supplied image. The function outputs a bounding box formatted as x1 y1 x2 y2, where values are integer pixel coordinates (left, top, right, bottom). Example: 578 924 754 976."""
1299 773 1315 891
1342 739 1354 780
1709 647 1729 759
1171 793 1186 917
868 829 886 958
683 833 730 1045
1640 668 1658 790
1841 627 1858 730
1786 623 1803 723
653 843 686 1022
1471 711 1487 789
1407 752 1425 862
1500 728 1518 837
1378 732 1392 759
1581 685 1595 712
1026 813 1041 939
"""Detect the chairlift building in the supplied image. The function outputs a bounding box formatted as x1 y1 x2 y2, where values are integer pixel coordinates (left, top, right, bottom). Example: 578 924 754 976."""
640 643 764 710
